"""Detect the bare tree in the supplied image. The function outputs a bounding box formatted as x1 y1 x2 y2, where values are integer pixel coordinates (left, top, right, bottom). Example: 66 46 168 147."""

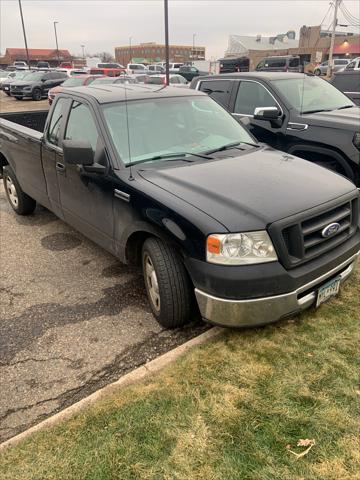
95 52 115 62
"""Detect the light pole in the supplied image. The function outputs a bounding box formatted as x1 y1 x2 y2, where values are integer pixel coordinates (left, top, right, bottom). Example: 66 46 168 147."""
81 44 85 60
129 36 132 63
18 0 30 68
192 33 196 61
327 0 340 77
164 0 169 85
53 21 60 66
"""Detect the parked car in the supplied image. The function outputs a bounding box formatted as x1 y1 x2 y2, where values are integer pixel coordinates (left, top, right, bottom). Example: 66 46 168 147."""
126 63 148 74
48 75 103 104
1 70 33 95
313 59 350 76
145 74 188 86
91 76 138 86
344 57 360 71
330 70 360 105
97 62 125 69
59 62 73 69
256 55 303 73
10 70 67 100
89 67 125 77
191 72 360 185
0 85 359 329
12 61 28 69
176 65 208 82
219 57 250 73
36 61 50 69
148 65 165 74
56 68 89 77
130 73 149 83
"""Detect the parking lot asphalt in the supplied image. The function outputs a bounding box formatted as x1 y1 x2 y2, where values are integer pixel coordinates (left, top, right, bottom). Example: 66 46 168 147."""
0 90 49 113
0 93 207 443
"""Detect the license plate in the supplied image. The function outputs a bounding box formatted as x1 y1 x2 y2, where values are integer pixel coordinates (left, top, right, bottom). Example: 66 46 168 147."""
316 276 341 307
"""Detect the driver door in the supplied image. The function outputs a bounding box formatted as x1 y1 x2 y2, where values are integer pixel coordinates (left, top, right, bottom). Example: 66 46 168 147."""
231 80 287 147
57 99 115 251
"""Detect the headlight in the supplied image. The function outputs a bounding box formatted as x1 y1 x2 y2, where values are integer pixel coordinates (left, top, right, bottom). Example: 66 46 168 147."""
353 132 360 150
207 231 277 265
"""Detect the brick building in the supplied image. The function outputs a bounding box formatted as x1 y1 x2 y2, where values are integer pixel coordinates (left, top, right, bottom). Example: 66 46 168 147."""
0 48 72 68
115 42 205 65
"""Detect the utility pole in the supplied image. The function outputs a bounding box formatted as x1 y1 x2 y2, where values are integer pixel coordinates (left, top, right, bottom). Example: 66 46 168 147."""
327 0 340 77
192 33 196 61
129 37 132 64
164 0 170 85
81 45 85 60
54 21 60 66
18 0 30 68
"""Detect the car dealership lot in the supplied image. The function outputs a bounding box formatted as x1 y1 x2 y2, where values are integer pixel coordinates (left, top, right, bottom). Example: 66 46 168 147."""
0 91 207 442
0 90 49 113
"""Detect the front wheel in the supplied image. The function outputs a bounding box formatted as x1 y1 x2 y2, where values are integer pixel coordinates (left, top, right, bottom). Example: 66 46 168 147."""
32 88 42 101
314 69 321 76
142 237 193 328
3 166 36 215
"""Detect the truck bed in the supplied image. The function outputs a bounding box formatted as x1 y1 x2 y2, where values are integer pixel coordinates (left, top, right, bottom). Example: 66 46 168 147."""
0 110 48 133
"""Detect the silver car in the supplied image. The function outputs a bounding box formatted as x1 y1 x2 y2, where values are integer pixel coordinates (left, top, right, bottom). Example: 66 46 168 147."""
314 59 350 76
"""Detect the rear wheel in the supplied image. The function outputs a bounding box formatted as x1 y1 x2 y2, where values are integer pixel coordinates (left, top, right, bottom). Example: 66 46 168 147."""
3 166 36 215
314 69 321 76
32 88 42 101
142 237 193 328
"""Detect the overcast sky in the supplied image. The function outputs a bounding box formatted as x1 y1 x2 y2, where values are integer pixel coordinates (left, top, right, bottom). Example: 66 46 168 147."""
1 0 359 59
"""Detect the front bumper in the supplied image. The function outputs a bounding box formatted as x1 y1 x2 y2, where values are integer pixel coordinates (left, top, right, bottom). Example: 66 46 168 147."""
195 250 359 328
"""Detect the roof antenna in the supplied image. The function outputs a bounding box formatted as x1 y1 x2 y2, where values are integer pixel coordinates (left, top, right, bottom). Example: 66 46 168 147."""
123 78 134 181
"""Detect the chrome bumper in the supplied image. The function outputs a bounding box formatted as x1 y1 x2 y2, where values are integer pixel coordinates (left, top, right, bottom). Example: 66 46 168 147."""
195 251 359 328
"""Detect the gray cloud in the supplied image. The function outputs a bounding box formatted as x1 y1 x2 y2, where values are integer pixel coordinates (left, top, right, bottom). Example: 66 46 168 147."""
1 0 359 59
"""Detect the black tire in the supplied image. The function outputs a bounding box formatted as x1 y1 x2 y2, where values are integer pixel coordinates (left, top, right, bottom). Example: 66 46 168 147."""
142 237 193 328
32 88 42 101
314 69 321 76
3 165 36 215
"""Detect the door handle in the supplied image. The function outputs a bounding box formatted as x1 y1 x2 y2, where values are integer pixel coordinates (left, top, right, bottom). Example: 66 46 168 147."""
56 162 66 173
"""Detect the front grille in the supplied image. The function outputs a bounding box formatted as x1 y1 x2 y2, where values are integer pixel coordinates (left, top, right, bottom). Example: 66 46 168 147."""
269 194 359 268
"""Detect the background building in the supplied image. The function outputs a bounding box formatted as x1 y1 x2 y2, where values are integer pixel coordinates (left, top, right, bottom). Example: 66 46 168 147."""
115 42 205 65
0 48 72 68
223 26 360 71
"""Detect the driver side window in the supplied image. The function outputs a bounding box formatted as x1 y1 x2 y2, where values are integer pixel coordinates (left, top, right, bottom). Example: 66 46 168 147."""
47 98 66 146
234 81 278 115
65 101 99 151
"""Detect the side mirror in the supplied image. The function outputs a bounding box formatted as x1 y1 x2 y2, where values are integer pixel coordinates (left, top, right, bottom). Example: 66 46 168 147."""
253 106 281 120
63 139 94 166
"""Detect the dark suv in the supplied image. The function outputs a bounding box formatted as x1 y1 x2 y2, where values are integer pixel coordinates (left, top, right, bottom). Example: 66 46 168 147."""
191 72 360 185
256 55 303 73
331 70 360 105
10 70 67 100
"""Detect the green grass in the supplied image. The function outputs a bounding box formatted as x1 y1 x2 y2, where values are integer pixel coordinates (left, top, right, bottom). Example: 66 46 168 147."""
1 266 359 480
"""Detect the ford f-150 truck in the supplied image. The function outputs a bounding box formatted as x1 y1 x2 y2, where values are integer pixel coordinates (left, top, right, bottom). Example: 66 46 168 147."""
0 85 359 328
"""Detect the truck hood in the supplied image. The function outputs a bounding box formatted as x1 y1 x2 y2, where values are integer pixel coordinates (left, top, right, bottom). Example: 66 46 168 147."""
302 106 360 130
139 147 356 232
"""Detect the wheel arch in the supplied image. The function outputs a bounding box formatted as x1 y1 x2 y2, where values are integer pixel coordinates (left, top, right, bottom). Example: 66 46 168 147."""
0 151 9 176
287 143 355 181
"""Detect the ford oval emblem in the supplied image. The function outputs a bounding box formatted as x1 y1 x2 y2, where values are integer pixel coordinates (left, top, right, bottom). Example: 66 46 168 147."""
321 222 340 238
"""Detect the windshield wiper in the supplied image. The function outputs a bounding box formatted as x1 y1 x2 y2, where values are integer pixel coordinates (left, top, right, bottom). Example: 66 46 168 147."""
301 108 333 114
204 141 259 155
127 151 212 167
337 105 354 110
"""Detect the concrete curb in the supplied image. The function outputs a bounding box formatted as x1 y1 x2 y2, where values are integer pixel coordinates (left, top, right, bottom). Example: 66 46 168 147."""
0 326 223 452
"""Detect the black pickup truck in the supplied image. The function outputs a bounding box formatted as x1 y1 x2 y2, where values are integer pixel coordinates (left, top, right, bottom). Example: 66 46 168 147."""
191 72 360 186
0 85 359 329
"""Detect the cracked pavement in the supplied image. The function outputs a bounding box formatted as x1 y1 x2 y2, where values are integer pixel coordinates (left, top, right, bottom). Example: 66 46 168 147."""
0 178 207 442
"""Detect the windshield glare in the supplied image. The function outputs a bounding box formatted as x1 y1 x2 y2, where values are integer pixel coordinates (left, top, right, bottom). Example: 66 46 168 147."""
23 72 44 81
103 96 255 165
272 76 354 113
62 77 85 87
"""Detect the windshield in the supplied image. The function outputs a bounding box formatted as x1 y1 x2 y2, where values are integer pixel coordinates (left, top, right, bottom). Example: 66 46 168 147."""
23 72 45 81
62 77 85 87
272 76 354 113
103 96 255 165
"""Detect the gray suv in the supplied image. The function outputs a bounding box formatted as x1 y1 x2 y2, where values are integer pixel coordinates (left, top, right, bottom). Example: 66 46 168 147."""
10 70 67 100
314 59 349 76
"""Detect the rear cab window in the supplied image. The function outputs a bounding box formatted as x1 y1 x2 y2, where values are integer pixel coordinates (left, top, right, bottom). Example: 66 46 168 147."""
198 80 232 108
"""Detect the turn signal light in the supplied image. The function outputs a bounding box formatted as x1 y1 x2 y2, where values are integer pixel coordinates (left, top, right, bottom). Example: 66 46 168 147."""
207 236 221 254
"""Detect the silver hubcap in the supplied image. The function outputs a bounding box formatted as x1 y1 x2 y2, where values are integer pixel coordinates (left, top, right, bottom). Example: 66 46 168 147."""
6 176 18 207
144 254 160 313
